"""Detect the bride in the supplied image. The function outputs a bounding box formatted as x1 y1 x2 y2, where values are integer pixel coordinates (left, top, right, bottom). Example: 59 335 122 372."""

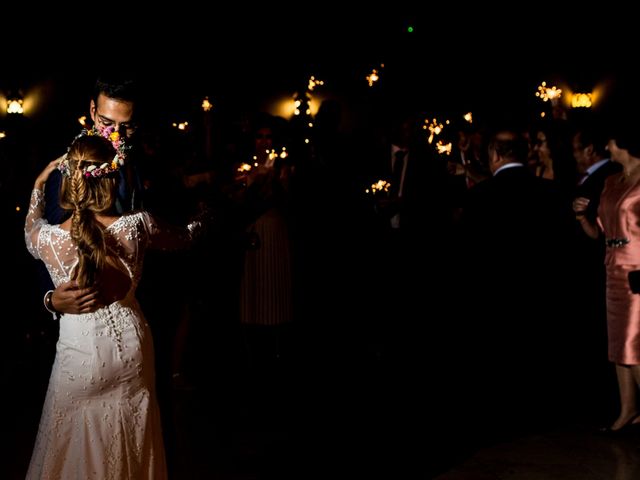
24 132 199 479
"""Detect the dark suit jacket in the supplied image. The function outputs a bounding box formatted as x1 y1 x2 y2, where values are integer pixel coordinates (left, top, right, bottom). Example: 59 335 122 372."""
459 165 576 343
573 160 620 306
461 165 574 267
458 165 577 408
366 141 448 234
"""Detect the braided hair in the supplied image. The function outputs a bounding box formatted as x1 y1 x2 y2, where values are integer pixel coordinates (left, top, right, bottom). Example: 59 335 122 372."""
60 135 119 288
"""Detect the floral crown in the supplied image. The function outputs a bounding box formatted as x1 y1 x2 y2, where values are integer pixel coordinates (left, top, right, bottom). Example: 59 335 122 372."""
58 125 131 178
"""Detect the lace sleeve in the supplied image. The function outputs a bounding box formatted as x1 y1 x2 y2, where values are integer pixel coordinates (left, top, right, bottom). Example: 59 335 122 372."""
140 211 202 251
24 189 48 259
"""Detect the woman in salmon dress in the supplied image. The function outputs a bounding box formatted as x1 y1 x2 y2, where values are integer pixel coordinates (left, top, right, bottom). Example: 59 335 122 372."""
574 125 640 433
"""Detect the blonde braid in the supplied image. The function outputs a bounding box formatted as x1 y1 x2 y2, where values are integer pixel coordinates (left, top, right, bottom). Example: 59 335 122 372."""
68 160 107 288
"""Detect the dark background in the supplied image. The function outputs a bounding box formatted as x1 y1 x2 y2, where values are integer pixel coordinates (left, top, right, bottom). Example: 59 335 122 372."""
1 7 638 478
2 6 639 122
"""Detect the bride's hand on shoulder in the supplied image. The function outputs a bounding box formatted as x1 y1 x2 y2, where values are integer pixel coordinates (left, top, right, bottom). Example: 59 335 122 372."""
34 159 61 191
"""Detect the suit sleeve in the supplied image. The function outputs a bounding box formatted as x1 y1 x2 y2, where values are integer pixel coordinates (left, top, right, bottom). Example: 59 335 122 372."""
44 169 69 224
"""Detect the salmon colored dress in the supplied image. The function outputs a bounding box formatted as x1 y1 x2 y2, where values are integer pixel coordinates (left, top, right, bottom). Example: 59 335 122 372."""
599 174 640 364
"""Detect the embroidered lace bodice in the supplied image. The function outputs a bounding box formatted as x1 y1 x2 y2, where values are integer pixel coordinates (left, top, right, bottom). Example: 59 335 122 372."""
25 188 194 294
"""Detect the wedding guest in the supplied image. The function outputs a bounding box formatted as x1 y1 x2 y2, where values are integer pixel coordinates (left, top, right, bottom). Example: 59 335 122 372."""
460 126 576 433
574 122 640 433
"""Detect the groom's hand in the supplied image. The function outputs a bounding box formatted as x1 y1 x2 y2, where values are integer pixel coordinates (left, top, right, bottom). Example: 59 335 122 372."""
52 280 104 315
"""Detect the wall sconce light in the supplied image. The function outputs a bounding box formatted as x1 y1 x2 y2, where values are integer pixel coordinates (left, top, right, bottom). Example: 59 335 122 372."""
7 97 24 114
571 93 593 108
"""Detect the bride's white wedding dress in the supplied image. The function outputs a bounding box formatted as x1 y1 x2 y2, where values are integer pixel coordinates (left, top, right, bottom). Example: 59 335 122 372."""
24 188 194 480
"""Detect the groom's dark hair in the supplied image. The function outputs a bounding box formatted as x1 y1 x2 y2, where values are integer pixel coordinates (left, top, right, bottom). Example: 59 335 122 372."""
93 74 139 105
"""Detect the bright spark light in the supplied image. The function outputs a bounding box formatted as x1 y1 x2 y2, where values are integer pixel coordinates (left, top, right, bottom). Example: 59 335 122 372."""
308 76 324 92
366 180 391 194
424 118 445 144
202 97 213 112
536 82 562 102
436 141 452 155
366 69 379 87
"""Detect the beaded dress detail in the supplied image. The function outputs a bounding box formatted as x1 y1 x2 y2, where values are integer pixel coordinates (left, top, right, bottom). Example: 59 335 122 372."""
24 188 195 479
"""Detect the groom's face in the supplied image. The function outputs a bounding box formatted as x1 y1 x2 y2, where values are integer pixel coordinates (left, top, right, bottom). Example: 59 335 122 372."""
90 93 137 139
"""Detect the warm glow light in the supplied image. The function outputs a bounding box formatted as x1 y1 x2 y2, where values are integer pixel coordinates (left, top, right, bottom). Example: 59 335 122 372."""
7 98 23 114
424 118 445 144
536 81 562 102
237 163 252 173
1 89 40 117
202 97 212 112
367 180 391 194
15 206 20 212
463 112 473 123
571 92 593 108
436 141 452 155
0 131 6 139
366 69 379 87
308 76 324 92
78 116 87 126
270 94 322 120
172 122 189 130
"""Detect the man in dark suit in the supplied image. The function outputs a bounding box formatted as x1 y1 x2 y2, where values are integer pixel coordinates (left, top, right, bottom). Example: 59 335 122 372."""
42 75 143 316
572 124 621 414
461 128 574 275
459 127 576 435
574 126 621 223
361 112 449 364
370 112 448 236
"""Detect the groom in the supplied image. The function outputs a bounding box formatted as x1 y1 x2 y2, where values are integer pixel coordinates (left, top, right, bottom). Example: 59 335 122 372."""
42 74 143 316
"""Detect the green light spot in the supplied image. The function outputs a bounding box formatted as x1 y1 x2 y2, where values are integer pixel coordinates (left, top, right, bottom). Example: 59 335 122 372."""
407 26 414 33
